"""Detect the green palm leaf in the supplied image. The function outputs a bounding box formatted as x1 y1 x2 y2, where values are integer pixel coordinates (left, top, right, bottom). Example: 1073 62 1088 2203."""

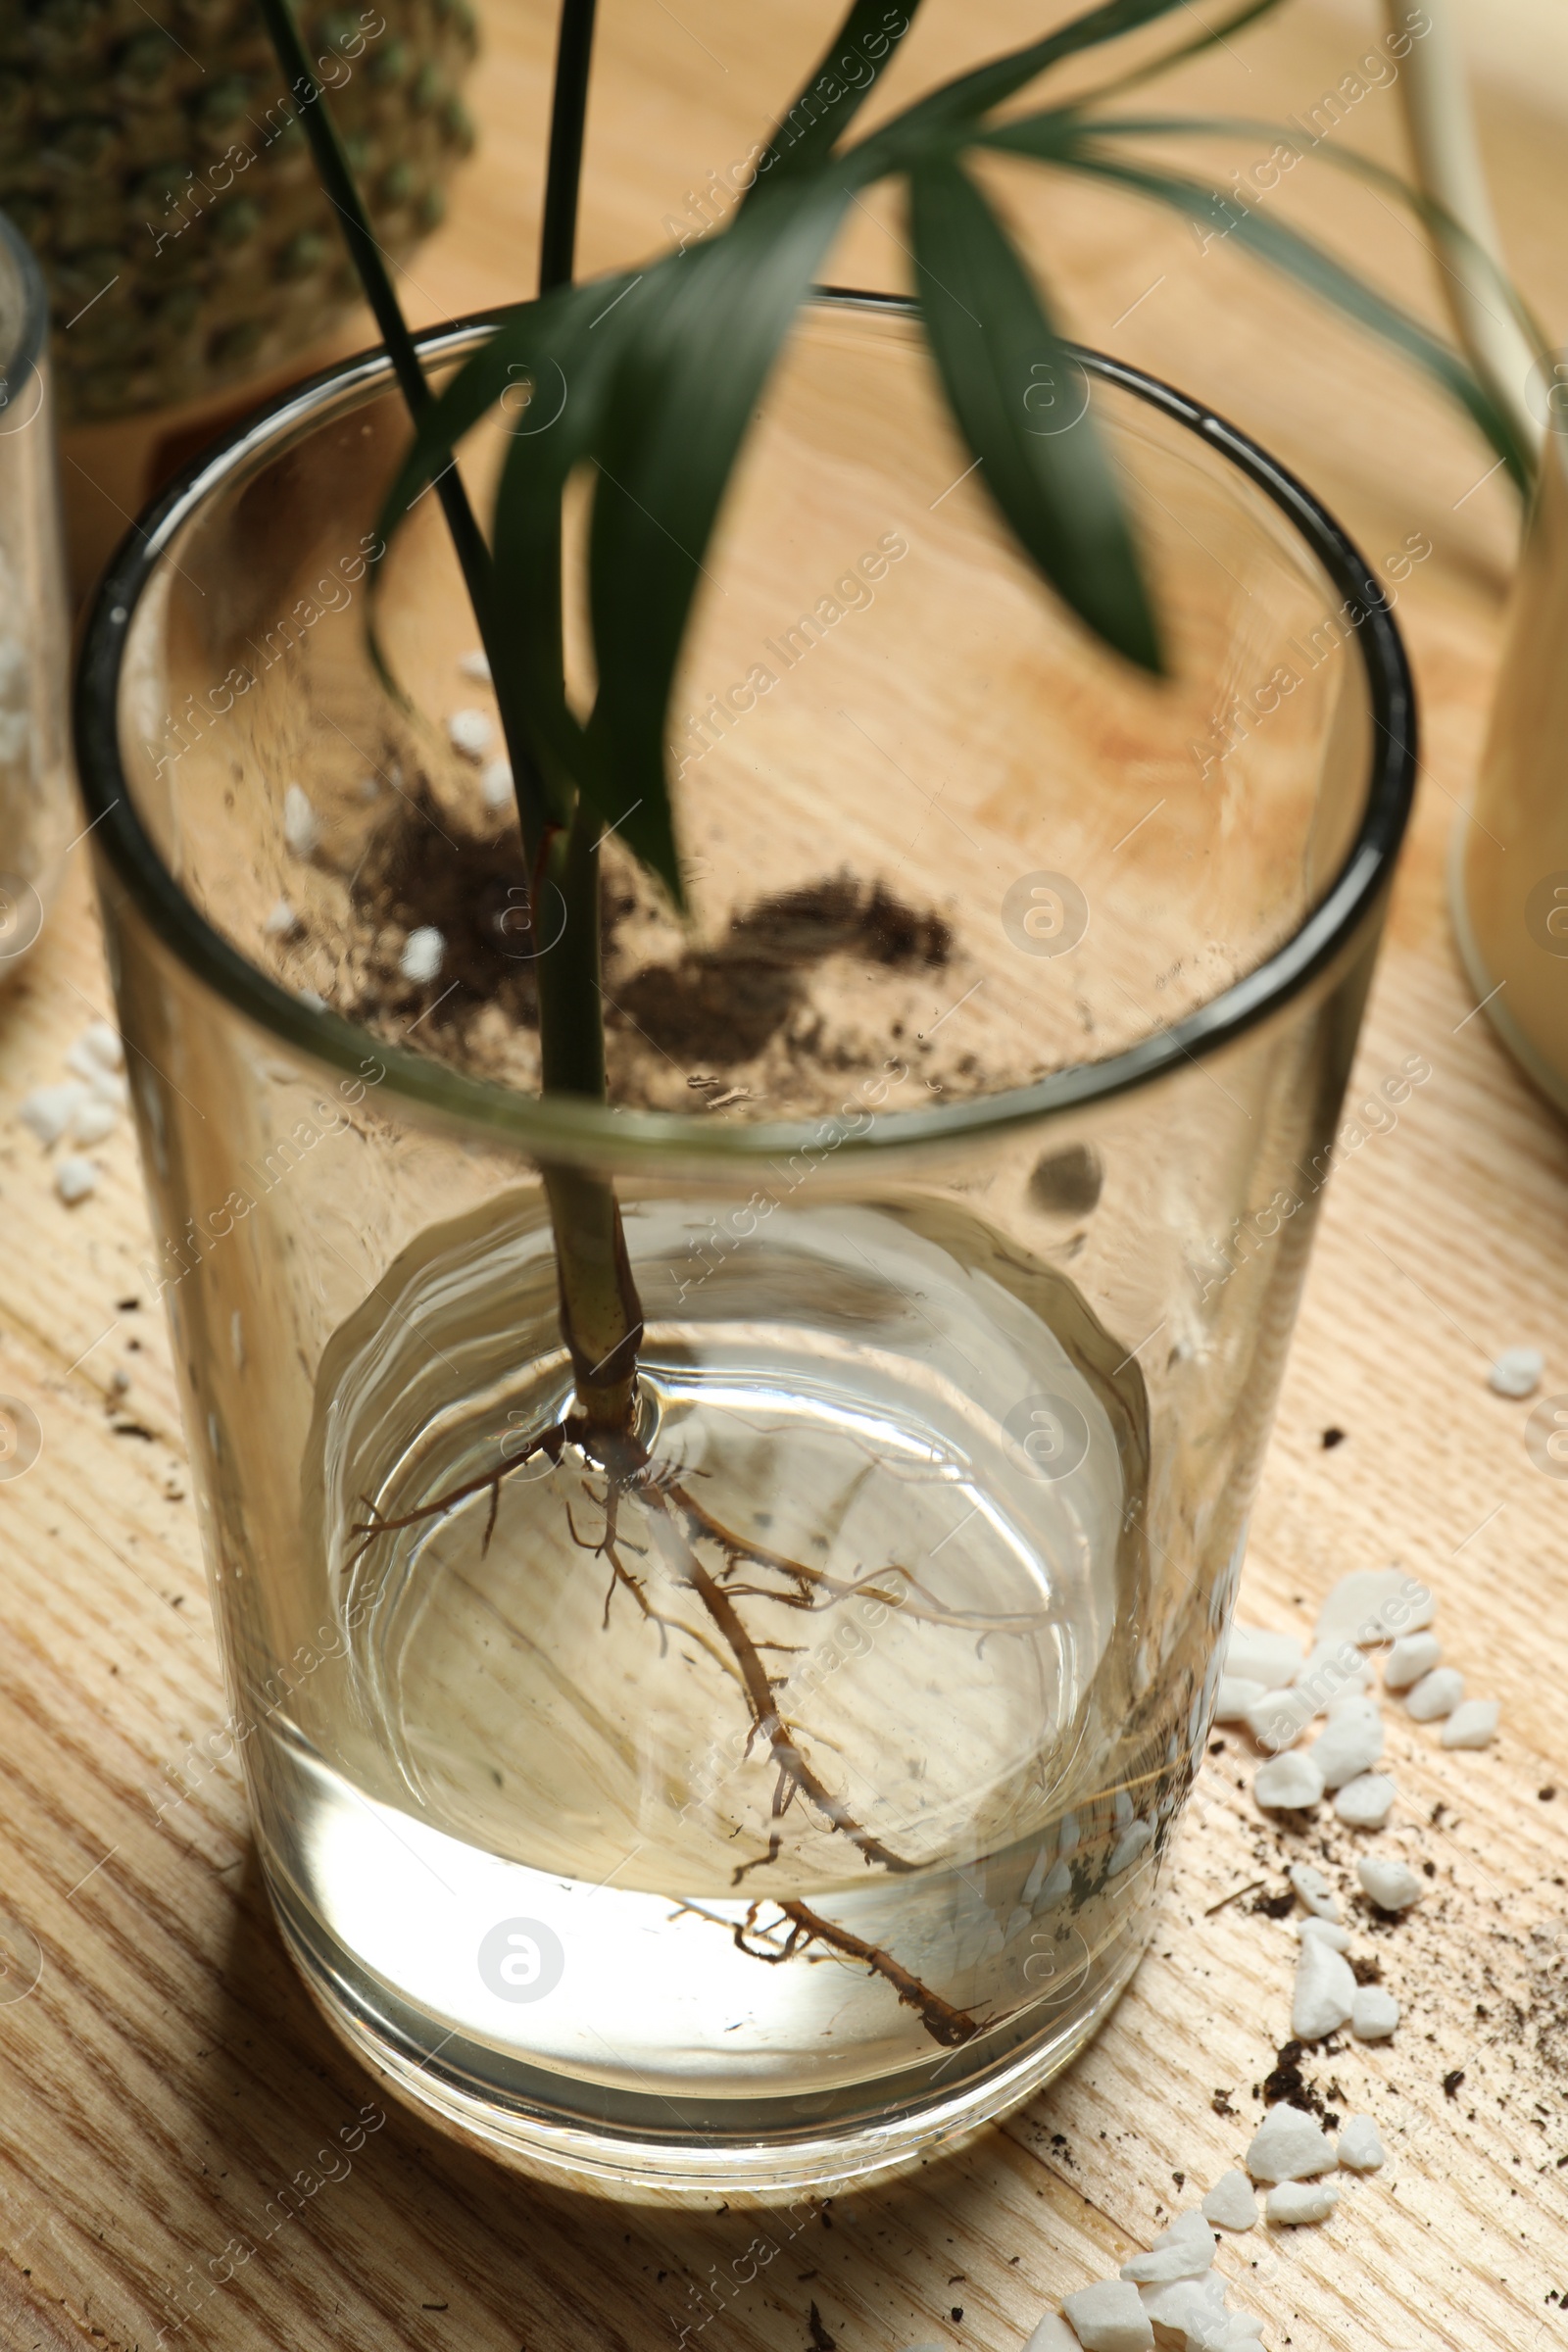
909 154 1161 671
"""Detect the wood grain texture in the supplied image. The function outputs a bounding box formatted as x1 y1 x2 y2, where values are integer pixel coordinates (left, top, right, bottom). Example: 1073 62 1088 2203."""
9 3 1568 2348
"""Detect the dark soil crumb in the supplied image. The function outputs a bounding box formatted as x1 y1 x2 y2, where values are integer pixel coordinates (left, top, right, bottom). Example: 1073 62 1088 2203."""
808 2303 837 2352
1541 1788 1557 1802
1351 1956 1384 1985
1262 2039 1336 2120
1444 2069 1466 2098
1211 2088 1238 2118
1250 1886 1298 1920
1321 1426 1347 1448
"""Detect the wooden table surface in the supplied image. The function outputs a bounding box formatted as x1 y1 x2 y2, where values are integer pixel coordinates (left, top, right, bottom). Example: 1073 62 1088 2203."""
5 3 1567 2347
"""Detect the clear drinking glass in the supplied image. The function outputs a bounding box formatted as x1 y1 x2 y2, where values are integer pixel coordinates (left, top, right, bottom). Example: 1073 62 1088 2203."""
74 296 1415 2192
0 210 74 972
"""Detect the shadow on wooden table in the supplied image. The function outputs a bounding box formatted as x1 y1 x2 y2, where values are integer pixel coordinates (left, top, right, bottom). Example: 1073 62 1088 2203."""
210 1840 1030 2352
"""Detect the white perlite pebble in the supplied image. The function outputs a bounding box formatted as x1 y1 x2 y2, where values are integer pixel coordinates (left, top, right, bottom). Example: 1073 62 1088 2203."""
55 1155 98 1203
72 1053 127 1107
283 781 318 856
1062 2278 1153 2352
1214 1675 1265 1722
1245 2102 1337 2181
264 896 299 938
1226 1626 1302 1687
1337 2115 1387 2172
1351 1984 1400 2040
1383 1631 1442 1690
458 647 492 682
1315 1568 1434 1648
1405 1667 1464 1722
1136 2274 1227 2344
1119 2211 1214 2284
1333 1772 1396 1829
1289 1861 1342 1922
1293 1935 1356 2039
1357 1854 1423 1912
1295 1642 1372 1711
1266 2179 1339 2227
1201 2171 1257 2231
1489 1346 1544 1398
1298 1917 1352 1949
1254 1750 1324 1811
1308 1697 1385 1790
77 1019 123 1072
1442 1698 1500 1749
448 707 494 760
1108 1817 1154 1876
20 1081 89 1146
1024 2321 1080 2352
481 756 514 810
1244 1686 1310 1750
70 1099 118 1148
400 926 445 984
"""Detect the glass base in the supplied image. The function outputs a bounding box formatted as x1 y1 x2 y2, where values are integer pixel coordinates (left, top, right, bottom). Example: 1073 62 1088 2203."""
266 1848 1150 2192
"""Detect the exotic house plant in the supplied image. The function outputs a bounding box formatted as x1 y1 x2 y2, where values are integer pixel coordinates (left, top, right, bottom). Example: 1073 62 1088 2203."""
74 0 1519 2186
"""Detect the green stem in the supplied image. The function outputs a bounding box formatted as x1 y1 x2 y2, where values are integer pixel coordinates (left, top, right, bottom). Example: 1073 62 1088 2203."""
540 0 600 293
255 0 553 861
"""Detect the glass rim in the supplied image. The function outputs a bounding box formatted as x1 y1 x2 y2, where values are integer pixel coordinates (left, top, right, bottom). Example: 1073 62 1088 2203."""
73 288 1418 1169
0 208 49 386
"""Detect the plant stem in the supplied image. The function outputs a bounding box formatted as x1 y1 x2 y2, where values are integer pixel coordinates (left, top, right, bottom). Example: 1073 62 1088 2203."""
254 0 554 863
540 0 601 293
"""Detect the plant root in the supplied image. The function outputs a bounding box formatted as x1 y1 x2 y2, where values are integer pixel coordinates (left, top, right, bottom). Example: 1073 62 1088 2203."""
734 1899 985 2049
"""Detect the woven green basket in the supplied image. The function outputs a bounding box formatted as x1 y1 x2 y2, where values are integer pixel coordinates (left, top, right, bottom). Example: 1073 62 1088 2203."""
1 0 476 422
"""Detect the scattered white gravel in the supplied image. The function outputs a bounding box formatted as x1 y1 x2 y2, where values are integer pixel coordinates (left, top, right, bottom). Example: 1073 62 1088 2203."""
1489 1346 1543 1398
1201 2171 1257 2231
264 896 299 938
1293 1935 1356 2038
1119 2212 1213 2283
283 781 319 856
1107 1817 1154 1876
1333 1772 1396 1829
1266 2179 1339 2226
1136 2274 1227 2342
1295 1641 1373 1707
1441 1697 1499 1749
1405 1667 1464 1722
1245 2102 1337 2181
1337 2115 1387 2172
1351 1984 1400 2040
481 757 514 810
1357 1854 1423 1912
1309 1696 1385 1789
1226 1626 1302 1687
70 1048 127 1106
458 647 492 683
1288 1861 1342 1922
1254 1750 1324 1810
400 926 445 984
70 1098 118 1147
1383 1631 1442 1690
1244 1687 1311 1750
1023 2321 1078 2352
1214 1674 1266 1722
1298 1917 1352 1950
1061 2278 1152 2351
448 707 494 760
55 1155 98 1203
20 1081 89 1146
1315 1568 1433 1648
76 1019 122 1072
